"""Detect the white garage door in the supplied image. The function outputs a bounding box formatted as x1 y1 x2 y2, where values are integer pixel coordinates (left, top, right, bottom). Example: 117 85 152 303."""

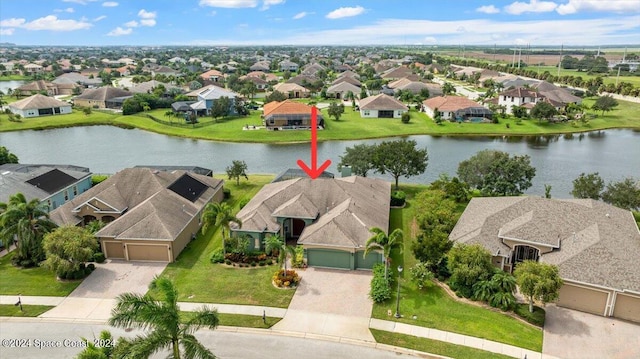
557 284 609 316
613 293 640 323
126 244 170 262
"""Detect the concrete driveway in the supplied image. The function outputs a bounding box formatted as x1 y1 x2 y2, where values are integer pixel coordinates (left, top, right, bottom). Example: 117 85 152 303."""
273 268 375 342
543 305 640 359
40 259 166 321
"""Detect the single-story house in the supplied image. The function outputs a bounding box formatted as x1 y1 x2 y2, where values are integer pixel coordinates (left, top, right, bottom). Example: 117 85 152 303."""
199 69 224 82
279 60 299 72
423 96 492 122
358 93 408 118
272 83 310 99
240 75 269 90
326 81 361 100
262 100 323 130
0 164 92 211
16 80 64 96
449 197 640 323
133 165 213 177
9 94 72 118
53 72 102 88
380 66 414 80
250 61 271 72
74 87 133 109
301 63 326 77
231 176 390 270
50 168 224 262
533 81 582 106
331 76 361 87
129 80 183 95
171 101 196 113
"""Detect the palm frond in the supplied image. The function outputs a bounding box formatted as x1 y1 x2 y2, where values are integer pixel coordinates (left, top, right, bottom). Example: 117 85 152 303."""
181 333 216 359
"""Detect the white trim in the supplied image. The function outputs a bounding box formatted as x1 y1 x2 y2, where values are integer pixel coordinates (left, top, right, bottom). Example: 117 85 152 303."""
72 196 122 213
499 234 558 249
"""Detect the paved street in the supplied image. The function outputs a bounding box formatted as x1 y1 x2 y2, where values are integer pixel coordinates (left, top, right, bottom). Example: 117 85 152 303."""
0 320 428 359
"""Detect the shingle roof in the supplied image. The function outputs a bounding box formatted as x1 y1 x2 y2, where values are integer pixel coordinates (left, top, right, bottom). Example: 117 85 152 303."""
0 164 91 204
50 168 223 241
273 82 310 94
533 81 582 104
233 177 391 249
129 80 182 94
359 93 408 111
326 81 361 95
450 197 640 293
75 87 132 101
499 88 541 99
9 94 70 110
423 96 485 112
196 86 237 100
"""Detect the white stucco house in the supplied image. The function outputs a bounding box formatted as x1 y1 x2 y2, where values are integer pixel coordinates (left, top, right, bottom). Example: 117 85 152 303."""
8 94 72 118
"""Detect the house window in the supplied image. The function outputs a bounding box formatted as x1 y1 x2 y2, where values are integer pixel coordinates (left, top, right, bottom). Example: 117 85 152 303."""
64 190 69 201
47 199 52 209
254 237 260 249
363 110 370 116
73 186 78 196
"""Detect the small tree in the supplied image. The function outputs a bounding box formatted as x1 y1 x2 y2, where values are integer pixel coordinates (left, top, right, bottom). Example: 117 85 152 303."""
43 226 98 278
0 146 19 165
571 172 604 200
442 82 456 95
591 95 618 116
530 101 557 123
433 108 443 124
327 102 345 121
457 150 536 196
211 96 231 120
225 160 249 186
410 262 434 290
337 143 376 177
401 111 410 124
514 260 563 313
82 107 92 116
601 177 640 211
364 227 403 281
265 90 287 103
372 139 428 189
447 243 494 298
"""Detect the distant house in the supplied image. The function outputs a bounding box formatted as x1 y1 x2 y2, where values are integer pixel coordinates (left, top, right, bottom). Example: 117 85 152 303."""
272 83 310 99
533 81 582 106
0 164 92 211
380 66 413 80
326 81 361 100
423 96 492 122
53 72 102 88
231 176 390 270
151 66 181 78
498 88 543 114
262 100 323 130
358 93 408 118
23 63 43 74
301 63 326 77
73 87 133 109
279 60 299 72
331 76 361 87
129 80 183 95
50 168 224 262
249 61 270 72
194 86 238 116
240 75 269 90
199 69 224 82
450 197 640 323
9 94 72 118
16 80 62 96
286 75 318 87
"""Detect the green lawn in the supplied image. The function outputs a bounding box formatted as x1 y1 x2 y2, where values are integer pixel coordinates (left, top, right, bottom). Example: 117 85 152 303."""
0 304 54 317
155 175 296 308
371 329 513 359
180 312 280 329
0 75 29 81
377 184 544 352
527 65 640 87
2 98 638 143
0 253 81 296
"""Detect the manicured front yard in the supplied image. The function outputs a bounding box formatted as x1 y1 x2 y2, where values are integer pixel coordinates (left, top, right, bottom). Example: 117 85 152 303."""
0 253 81 296
1 98 638 143
180 312 280 329
377 183 544 352
156 175 296 308
0 304 54 317
371 329 513 359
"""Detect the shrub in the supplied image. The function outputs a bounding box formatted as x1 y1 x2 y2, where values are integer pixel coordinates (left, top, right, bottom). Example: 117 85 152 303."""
93 252 106 263
239 197 250 209
209 249 225 263
84 267 93 276
87 263 96 271
410 262 434 290
369 276 392 303
225 259 232 265
401 112 411 123
390 190 406 207
250 262 257 267
259 260 266 266
273 269 300 287
91 175 109 186
514 304 546 327
223 188 231 199
291 246 305 268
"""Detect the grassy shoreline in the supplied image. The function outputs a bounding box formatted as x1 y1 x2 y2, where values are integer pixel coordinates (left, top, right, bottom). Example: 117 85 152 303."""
1 98 638 143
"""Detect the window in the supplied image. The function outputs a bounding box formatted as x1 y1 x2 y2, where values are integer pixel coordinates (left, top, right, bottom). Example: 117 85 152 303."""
64 190 69 201
254 238 260 249
47 199 52 209
73 186 78 196
363 110 370 116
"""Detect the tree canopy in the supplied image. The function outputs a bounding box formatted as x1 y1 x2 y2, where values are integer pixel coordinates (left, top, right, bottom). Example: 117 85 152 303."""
337 143 376 177
327 102 345 121
43 225 98 278
0 146 19 165
601 177 640 211
514 260 563 313
225 160 248 186
447 243 494 298
457 150 536 196
211 96 232 119
372 139 428 189
530 101 557 122
571 172 604 200
265 90 287 103
591 95 619 116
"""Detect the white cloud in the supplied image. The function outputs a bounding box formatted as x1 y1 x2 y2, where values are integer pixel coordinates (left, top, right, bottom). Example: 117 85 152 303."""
504 0 558 15
423 36 437 44
0 18 26 27
477 5 500 14
210 11 217 16
199 0 257 8
62 0 97 4
107 26 132 36
261 0 284 10
94 15 107 21
293 11 307 19
124 20 139 27
20 15 92 31
138 9 156 19
557 0 640 15
0 28 15 35
326 6 365 19
140 19 156 26
102 1 118 7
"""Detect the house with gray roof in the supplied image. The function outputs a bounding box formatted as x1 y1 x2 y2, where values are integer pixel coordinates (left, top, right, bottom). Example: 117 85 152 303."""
74 87 133 109
50 167 224 262
450 196 640 323
326 81 361 100
279 60 299 72
231 176 390 270
9 94 72 118
358 93 408 118
0 164 92 211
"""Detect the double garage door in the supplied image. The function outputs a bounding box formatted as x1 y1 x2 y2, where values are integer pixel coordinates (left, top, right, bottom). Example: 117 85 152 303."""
103 241 171 262
557 283 640 323
306 249 380 270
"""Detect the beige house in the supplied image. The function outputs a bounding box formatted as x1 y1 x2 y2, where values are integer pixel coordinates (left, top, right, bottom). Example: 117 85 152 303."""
73 87 133 109
50 168 224 262
358 94 408 118
272 83 310 99
450 197 640 323
9 94 72 118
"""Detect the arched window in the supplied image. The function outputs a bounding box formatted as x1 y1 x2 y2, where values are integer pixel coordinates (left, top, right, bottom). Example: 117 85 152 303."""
512 245 540 266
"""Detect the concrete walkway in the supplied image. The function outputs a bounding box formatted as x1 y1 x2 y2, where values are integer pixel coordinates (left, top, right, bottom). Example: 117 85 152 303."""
370 318 551 359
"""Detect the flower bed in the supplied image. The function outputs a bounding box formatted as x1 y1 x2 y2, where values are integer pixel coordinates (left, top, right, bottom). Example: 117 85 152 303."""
272 269 300 288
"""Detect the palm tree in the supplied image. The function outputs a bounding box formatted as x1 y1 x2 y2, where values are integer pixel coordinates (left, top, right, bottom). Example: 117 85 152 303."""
109 277 219 359
0 193 57 266
264 234 295 276
201 202 241 255
364 227 403 281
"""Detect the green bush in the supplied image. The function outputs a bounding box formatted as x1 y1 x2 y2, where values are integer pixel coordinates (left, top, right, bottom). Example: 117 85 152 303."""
292 245 305 268
259 260 266 266
87 263 96 271
224 259 232 265
250 262 257 267
93 252 106 263
209 249 225 263
390 190 406 207
239 197 250 209
223 188 231 199
401 112 411 124
91 175 109 186
370 263 392 303
514 304 546 327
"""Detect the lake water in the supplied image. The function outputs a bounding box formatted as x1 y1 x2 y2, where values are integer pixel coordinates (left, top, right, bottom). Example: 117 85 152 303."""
0 126 638 198
0 80 26 94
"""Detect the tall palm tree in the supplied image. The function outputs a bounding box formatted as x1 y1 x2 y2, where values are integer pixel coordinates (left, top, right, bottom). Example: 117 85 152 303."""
109 277 219 359
201 202 241 255
364 227 403 281
263 234 295 276
0 193 57 266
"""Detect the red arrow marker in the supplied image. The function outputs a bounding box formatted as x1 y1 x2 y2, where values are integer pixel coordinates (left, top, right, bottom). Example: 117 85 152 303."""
297 106 331 179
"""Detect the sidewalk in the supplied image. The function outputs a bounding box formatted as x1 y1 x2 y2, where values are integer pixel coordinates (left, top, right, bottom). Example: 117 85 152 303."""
370 318 553 359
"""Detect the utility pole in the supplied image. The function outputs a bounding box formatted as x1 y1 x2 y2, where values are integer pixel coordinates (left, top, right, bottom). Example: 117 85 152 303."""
557 44 563 77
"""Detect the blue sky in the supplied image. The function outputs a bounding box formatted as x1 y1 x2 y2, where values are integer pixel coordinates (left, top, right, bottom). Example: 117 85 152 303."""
0 0 638 46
